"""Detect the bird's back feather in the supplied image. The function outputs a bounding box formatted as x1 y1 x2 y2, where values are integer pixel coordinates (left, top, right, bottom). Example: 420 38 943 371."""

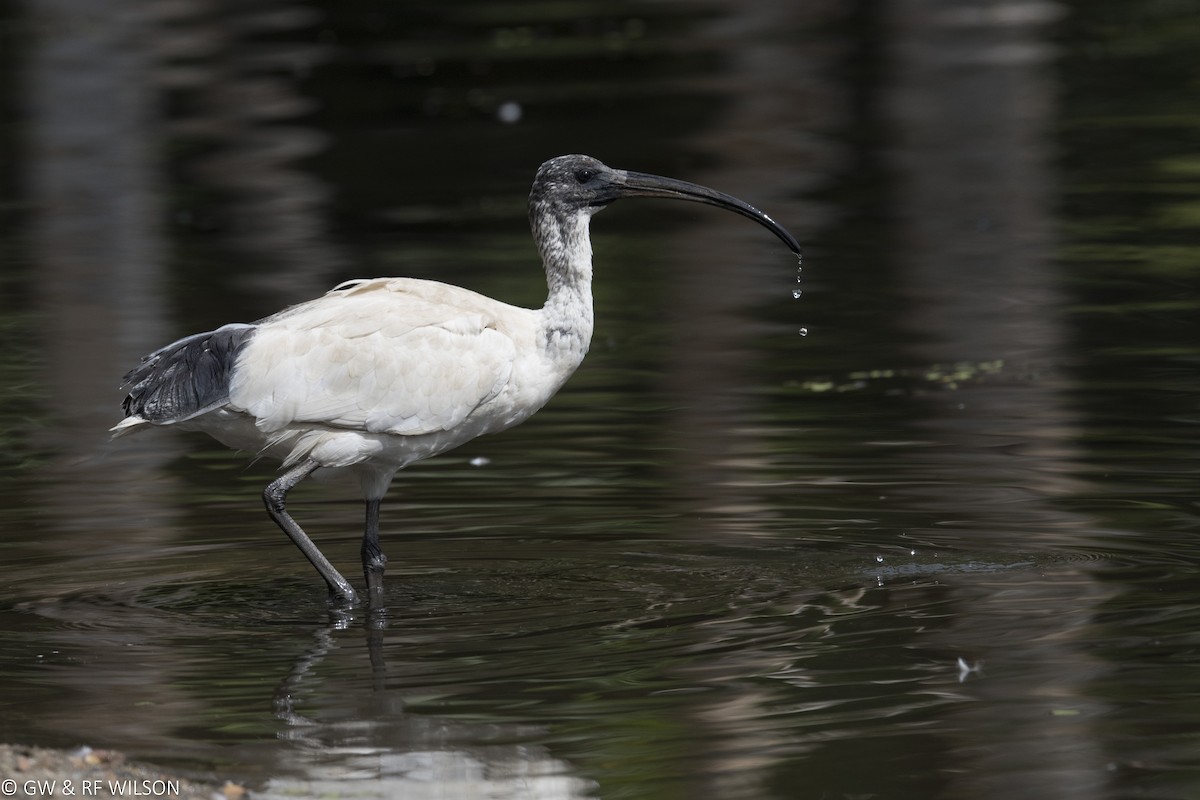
230 278 532 439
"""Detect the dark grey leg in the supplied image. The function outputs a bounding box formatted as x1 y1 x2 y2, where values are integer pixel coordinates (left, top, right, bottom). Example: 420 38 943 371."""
361 497 387 605
264 458 359 605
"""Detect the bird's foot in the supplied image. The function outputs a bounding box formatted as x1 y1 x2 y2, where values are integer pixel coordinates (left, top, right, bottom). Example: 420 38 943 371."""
364 554 387 608
326 580 360 609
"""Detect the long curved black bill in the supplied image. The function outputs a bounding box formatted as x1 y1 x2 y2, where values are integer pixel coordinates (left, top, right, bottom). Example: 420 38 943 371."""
619 170 803 256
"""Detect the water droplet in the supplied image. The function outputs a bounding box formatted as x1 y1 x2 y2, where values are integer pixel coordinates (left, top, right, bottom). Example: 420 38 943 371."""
792 288 803 299
469 456 491 467
798 327 809 337
910 549 917 557
875 555 884 563
496 101 522 124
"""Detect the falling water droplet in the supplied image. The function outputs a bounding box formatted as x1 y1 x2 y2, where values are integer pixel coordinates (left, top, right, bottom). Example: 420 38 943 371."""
875 555 884 563
793 257 808 338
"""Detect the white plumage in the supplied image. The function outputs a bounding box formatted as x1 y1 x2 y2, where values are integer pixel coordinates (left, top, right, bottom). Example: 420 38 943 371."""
228 278 559 463
113 154 801 606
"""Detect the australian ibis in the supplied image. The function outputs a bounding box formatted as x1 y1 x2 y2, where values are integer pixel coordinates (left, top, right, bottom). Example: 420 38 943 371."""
112 154 802 606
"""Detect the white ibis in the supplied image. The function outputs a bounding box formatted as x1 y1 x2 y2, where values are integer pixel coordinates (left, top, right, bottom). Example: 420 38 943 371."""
112 154 802 606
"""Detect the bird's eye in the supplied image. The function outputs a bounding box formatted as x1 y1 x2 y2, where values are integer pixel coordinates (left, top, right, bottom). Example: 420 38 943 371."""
574 169 596 184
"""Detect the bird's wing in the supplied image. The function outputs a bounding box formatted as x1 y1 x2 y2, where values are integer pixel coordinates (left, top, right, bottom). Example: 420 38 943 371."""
229 279 524 437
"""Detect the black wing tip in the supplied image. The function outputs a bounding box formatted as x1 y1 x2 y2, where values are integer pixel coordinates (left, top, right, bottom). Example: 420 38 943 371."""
119 324 256 425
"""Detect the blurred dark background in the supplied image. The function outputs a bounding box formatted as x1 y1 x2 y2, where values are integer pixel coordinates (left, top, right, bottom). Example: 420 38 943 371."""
0 2 1198 799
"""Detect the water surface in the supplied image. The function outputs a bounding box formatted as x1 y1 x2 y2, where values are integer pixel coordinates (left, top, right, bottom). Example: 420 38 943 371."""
1 1 1199 798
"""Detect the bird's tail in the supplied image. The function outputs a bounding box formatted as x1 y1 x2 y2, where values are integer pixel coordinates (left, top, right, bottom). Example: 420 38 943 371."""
115 323 256 430
109 416 149 439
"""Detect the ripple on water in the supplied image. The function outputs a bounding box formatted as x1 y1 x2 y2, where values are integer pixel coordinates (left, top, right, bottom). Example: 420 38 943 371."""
0 539 1100 794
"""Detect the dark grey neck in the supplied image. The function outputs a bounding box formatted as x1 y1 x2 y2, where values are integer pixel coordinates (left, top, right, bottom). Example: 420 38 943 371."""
530 200 595 360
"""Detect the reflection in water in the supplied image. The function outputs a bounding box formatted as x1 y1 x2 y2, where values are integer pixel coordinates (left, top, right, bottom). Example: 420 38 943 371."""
647 3 840 796
24 0 186 597
268 622 597 799
5 544 1101 799
26 0 167 457
884 3 1109 799
161 0 341 302
884 0 1084 522
659 0 835 524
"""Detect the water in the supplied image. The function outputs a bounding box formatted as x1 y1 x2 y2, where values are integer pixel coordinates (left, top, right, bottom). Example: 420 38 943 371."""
2 1 1199 798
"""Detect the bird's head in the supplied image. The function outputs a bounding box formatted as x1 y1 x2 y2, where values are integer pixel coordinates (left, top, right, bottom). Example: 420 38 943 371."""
529 154 802 255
